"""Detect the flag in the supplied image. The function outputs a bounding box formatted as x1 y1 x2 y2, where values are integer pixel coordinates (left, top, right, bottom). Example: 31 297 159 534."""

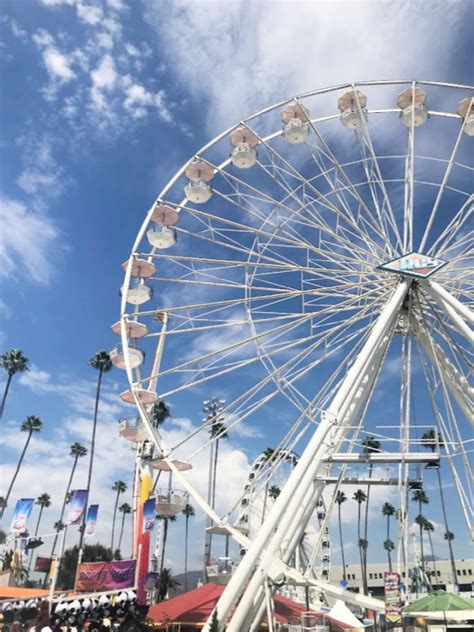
10 498 34 533
85 504 99 537
66 490 88 525
142 498 155 533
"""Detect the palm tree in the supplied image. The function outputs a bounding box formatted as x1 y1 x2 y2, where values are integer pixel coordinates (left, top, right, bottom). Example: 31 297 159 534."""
335 491 347 580
0 416 43 517
268 485 281 500
27 493 51 574
49 443 87 564
361 436 381 586
182 503 195 591
421 428 457 587
111 480 127 550
412 489 429 574
0 349 29 419
75 351 112 586
422 518 438 587
382 502 396 571
117 503 132 553
150 400 171 427
156 567 181 601
159 515 177 573
353 489 367 593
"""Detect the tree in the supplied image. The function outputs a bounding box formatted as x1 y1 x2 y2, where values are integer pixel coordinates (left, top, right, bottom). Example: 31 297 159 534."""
156 567 181 602
150 400 171 427
335 491 348 580
421 428 457 587
75 351 112 587
268 485 281 500
422 518 438 587
182 503 195 591
57 543 118 590
382 502 396 571
361 436 381 588
50 443 87 562
0 416 43 517
27 493 51 575
209 609 219 632
353 489 367 593
0 349 29 419
117 503 132 554
159 515 177 574
412 489 429 574
111 480 127 550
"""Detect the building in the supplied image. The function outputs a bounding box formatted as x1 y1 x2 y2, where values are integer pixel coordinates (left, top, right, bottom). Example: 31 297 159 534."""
330 559 474 597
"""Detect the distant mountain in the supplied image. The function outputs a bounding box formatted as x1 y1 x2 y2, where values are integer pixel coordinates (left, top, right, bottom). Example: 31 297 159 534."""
172 570 204 594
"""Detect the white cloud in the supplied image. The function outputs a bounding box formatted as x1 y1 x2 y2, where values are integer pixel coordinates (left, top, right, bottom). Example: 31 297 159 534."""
90 54 117 108
144 0 470 132
42 46 76 80
0 195 59 285
10 19 28 41
32 29 54 48
106 0 126 11
15 134 66 203
123 81 172 122
76 2 103 25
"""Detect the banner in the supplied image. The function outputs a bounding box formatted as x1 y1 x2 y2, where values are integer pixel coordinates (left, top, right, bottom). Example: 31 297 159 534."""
85 504 99 537
76 560 136 592
384 571 402 624
34 556 52 573
66 490 88 525
142 498 155 533
10 498 34 533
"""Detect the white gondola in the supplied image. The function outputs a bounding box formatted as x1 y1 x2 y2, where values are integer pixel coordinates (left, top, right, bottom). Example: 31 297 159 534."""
231 143 257 169
119 388 158 406
150 459 193 472
338 90 368 129
397 87 429 127
110 344 144 370
111 319 148 339
282 102 310 144
206 557 234 585
123 283 153 306
121 258 156 278
155 489 188 518
458 96 474 136
147 225 177 249
184 180 212 203
118 418 150 442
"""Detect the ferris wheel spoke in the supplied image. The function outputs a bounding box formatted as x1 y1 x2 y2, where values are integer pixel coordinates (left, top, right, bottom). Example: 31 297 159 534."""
428 193 473 256
419 114 470 252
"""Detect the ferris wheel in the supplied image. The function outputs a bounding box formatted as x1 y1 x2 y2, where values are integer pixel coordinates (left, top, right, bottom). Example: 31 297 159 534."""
115 80 473 631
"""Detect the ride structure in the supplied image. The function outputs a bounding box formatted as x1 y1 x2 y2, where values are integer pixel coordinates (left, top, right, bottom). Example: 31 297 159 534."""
115 80 473 630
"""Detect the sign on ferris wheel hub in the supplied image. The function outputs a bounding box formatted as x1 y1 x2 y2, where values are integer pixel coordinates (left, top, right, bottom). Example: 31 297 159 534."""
376 252 447 279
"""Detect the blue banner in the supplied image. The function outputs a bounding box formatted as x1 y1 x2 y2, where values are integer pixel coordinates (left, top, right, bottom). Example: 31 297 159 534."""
10 498 34 533
66 490 88 525
142 498 155 533
85 504 99 537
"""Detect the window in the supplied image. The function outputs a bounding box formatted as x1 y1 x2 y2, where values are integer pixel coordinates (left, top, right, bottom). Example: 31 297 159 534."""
457 570 461 575
468 569 472 575
379 573 383 579
402 572 406 578
437 571 441 576
369 573 373 580
462 569 467 575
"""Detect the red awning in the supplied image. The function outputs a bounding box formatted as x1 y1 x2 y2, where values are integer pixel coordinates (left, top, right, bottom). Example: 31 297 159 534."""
148 583 351 628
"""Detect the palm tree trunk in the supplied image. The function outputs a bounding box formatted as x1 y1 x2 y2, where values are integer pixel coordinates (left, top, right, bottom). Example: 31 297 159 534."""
74 367 104 588
184 515 189 591
427 530 438 588
338 503 346 580
363 464 373 593
387 514 392 572
111 489 120 550
50 455 79 558
436 468 457 588
418 500 425 574
160 519 169 574
118 512 126 552
1 431 32 517
357 504 365 593
0 372 13 419
27 506 44 574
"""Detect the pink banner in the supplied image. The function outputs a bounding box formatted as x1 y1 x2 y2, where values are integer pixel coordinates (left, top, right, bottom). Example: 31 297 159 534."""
76 559 136 592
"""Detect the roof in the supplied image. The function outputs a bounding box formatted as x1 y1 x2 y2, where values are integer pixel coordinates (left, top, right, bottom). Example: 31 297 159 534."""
0 587 50 600
404 590 473 614
148 583 351 628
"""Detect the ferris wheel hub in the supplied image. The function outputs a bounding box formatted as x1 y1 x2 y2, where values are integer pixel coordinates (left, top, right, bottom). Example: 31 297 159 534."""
377 252 447 279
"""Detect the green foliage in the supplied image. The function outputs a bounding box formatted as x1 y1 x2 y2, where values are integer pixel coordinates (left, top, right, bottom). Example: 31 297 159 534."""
353 489 367 503
335 491 347 505
36 493 51 508
150 400 171 426
209 609 219 632
70 442 87 457
0 349 29 376
382 502 396 517
156 567 181 601
57 543 120 590
384 539 395 551
89 350 113 372
268 485 281 499
21 415 43 433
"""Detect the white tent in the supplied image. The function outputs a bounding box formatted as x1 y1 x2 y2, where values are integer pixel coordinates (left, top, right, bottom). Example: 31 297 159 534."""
329 599 365 630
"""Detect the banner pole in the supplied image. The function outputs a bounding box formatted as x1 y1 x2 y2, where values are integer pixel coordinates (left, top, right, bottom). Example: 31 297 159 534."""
49 527 66 613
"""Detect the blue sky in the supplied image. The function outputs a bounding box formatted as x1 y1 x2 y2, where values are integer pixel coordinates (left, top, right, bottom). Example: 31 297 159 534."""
0 0 472 580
